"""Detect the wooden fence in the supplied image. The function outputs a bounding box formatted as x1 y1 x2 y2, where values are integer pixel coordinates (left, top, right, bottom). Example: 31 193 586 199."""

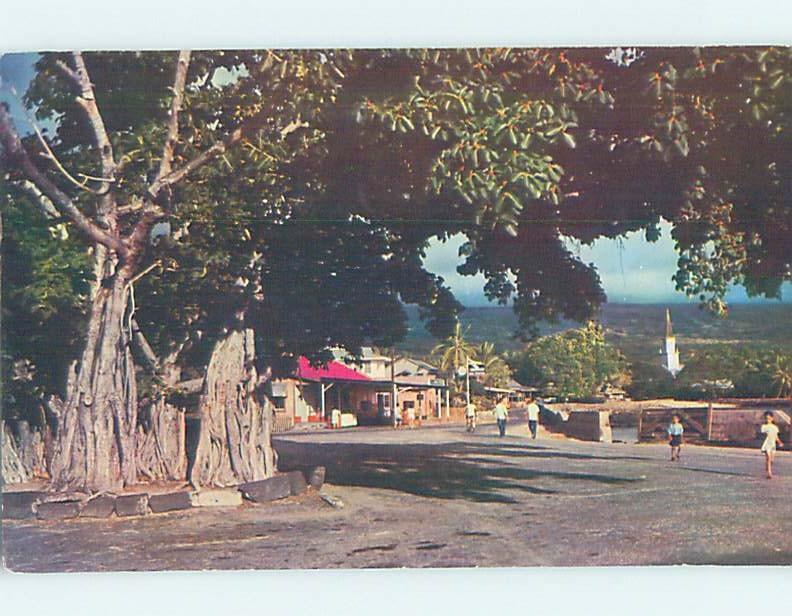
709 408 792 444
272 412 295 433
638 407 710 443
639 405 792 446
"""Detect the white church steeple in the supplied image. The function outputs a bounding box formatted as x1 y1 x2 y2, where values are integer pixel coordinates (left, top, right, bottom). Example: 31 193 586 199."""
663 308 683 377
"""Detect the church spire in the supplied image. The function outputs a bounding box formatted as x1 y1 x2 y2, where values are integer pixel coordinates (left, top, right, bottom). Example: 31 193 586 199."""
663 308 683 376
665 308 673 338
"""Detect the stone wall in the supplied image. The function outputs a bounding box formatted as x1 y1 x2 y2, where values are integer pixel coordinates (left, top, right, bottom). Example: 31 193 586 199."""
562 410 612 443
3 467 326 521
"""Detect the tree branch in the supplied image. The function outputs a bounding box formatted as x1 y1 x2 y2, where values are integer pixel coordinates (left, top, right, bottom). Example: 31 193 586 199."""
53 59 81 86
0 105 126 255
155 51 192 182
66 53 117 187
172 378 204 395
6 83 111 194
121 52 192 260
116 198 146 216
131 318 160 373
121 203 165 261
30 119 108 195
147 127 243 198
19 180 61 220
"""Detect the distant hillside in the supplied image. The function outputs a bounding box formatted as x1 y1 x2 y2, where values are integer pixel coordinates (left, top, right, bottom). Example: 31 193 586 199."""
397 305 523 357
398 303 792 370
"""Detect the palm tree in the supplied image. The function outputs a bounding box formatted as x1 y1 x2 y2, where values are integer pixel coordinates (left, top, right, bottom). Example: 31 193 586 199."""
477 342 512 387
431 322 478 398
772 353 792 398
477 342 499 368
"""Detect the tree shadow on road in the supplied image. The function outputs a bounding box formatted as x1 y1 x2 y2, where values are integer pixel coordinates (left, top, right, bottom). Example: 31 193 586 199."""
455 439 655 462
275 440 642 504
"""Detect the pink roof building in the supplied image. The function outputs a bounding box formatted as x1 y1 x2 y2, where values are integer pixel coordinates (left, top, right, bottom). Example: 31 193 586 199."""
296 356 372 383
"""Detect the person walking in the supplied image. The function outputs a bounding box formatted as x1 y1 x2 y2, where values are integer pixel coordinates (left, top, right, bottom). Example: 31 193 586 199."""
667 413 683 461
526 397 540 439
465 400 477 433
406 403 416 428
393 404 402 429
760 411 784 479
494 397 508 437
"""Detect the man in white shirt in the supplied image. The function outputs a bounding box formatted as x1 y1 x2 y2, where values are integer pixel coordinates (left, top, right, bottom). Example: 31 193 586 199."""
494 398 509 437
526 398 540 439
465 401 477 432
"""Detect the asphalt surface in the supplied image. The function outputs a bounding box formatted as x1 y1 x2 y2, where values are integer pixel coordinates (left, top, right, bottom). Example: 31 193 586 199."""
3 423 791 571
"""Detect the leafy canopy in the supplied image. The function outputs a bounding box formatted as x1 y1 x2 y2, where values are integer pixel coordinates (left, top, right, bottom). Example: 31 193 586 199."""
3 46 790 411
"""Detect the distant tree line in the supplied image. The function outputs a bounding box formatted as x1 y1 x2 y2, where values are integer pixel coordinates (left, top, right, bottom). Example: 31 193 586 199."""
507 323 630 400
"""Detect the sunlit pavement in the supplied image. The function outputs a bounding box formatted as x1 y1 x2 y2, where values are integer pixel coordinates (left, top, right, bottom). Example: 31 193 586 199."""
4 425 791 571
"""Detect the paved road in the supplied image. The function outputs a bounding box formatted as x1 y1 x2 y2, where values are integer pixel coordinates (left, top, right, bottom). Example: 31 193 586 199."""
4 424 791 571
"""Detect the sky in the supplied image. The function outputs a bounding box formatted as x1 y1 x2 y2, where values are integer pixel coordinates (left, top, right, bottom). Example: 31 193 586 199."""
2 52 787 308
424 222 788 307
0 53 37 130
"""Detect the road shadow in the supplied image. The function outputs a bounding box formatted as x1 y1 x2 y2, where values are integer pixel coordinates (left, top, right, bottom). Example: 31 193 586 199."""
275 439 641 504
454 439 656 462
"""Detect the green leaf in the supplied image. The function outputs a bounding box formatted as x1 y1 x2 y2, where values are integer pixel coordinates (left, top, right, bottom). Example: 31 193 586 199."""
675 135 689 157
545 125 563 137
503 191 523 211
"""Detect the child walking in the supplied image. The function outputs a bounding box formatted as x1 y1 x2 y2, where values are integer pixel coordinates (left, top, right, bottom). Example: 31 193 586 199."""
760 411 784 479
667 413 683 461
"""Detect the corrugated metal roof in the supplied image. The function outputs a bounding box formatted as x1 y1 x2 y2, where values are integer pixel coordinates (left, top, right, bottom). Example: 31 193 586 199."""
297 356 372 382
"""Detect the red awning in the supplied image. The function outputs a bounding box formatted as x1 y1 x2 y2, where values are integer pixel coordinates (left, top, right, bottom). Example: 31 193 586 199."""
297 356 371 382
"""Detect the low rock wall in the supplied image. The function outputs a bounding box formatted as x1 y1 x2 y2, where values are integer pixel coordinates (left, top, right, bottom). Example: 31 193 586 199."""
2 466 326 522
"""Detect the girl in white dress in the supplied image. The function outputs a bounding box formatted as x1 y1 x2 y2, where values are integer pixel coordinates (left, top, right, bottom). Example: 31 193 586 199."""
760 412 784 479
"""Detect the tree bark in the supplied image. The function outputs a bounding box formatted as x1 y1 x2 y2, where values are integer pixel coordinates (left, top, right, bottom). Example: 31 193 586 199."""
1 52 241 494
189 328 276 488
14 420 48 479
48 268 138 493
136 398 187 482
2 422 29 485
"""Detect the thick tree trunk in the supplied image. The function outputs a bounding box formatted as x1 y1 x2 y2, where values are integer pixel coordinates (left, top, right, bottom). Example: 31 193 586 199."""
135 345 189 482
136 398 187 482
48 272 138 493
189 328 276 488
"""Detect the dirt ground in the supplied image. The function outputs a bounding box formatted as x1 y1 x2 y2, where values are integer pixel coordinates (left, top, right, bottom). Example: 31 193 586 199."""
3 422 792 571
